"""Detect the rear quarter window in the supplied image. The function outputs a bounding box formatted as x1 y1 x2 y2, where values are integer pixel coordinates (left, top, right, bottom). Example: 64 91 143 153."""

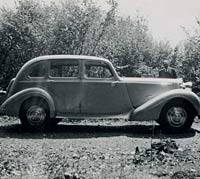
28 63 46 78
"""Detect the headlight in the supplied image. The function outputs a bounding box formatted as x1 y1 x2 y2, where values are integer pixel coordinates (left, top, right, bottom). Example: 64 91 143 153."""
180 82 192 89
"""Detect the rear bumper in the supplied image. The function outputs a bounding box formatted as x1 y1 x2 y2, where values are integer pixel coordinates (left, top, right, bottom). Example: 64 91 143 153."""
0 106 5 115
0 91 7 114
0 90 6 102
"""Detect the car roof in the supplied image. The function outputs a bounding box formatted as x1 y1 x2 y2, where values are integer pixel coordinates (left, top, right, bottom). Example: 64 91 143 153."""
30 55 110 64
17 55 114 78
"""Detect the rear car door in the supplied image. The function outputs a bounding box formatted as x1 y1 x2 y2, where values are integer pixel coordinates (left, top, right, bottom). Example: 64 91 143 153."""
81 60 132 115
47 59 81 116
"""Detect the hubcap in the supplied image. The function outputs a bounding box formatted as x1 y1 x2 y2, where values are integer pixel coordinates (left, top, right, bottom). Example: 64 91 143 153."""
167 107 187 127
26 105 46 126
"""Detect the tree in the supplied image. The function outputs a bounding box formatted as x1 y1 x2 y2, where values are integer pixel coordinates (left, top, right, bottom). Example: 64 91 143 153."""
0 0 178 88
181 18 200 82
0 0 44 88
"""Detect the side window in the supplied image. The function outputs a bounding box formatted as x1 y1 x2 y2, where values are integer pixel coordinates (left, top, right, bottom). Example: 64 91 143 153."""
85 62 113 79
29 63 46 77
50 61 79 78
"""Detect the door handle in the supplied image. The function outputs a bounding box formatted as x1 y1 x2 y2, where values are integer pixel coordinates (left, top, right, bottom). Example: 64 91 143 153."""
48 79 54 82
111 82 117 87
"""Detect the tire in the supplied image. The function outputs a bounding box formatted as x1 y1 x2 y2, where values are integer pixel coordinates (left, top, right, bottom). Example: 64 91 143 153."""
160 100 195 133
192 87 200 96
51 118 62 125
19 98 50 131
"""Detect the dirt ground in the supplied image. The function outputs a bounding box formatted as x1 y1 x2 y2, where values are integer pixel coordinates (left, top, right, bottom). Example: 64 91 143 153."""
1 116 200 179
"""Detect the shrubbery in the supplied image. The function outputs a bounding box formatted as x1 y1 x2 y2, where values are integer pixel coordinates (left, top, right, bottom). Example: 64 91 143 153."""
0 0 199 88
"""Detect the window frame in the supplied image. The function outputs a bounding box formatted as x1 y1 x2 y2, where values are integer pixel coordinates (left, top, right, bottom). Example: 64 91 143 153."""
27 61 47 80
83 60 114 80
48 59 81 80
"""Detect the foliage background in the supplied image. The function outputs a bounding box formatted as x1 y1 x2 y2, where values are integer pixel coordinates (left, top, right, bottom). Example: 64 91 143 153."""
0 0 199 89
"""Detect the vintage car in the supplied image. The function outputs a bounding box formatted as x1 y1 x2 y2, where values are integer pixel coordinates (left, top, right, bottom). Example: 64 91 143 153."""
0 55 200 132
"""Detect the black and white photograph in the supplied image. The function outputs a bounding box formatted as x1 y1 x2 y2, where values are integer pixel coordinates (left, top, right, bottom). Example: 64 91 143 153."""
0 0 200 178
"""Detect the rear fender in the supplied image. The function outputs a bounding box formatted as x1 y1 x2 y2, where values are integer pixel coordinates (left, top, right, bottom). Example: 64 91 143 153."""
130 89 200 121
0 88 55 117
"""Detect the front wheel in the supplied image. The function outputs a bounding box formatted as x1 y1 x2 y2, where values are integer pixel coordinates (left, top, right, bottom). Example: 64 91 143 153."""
19 98 50 130
160 100 195 133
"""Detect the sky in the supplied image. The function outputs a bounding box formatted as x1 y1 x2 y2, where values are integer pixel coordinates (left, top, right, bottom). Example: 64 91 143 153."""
0 0 200 46
115 0 200 46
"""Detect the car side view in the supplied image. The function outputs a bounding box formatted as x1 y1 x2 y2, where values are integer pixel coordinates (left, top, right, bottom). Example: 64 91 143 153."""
0 55 200 132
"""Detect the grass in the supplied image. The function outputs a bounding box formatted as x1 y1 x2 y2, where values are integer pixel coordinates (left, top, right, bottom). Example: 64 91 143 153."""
0 116 200 178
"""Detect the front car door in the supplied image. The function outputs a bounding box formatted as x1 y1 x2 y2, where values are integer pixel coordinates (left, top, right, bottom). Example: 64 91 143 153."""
47 59 81 116
81 60 132 116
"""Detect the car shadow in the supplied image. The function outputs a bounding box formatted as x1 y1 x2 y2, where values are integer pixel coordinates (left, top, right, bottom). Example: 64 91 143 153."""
0 122 198 139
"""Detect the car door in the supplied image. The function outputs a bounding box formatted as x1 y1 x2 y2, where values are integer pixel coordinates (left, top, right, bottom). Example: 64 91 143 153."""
47 59 82 116
81 60 132 115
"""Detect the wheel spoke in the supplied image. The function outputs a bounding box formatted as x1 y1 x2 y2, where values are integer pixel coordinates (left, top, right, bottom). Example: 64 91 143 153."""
167 107 187 127
26 105 46 126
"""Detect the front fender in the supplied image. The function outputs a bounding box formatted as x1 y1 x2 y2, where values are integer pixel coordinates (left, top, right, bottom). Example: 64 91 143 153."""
0 88 55 118
130 89 200 121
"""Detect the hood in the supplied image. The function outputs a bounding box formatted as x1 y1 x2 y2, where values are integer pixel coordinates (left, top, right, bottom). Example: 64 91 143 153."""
120 77 183 85
122 77 183 107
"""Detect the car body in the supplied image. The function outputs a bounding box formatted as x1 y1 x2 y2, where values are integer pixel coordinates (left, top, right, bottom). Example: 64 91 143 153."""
0 55 200 132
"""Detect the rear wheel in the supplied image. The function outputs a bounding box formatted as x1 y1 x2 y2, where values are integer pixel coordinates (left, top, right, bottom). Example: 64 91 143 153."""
19 98 50 130
160 100 195 133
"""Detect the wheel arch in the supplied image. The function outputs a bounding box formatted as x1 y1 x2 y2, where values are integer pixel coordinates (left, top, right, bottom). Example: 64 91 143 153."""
20 96 50 115
1 88 56 118
130 89 200 121
159 97 197 122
